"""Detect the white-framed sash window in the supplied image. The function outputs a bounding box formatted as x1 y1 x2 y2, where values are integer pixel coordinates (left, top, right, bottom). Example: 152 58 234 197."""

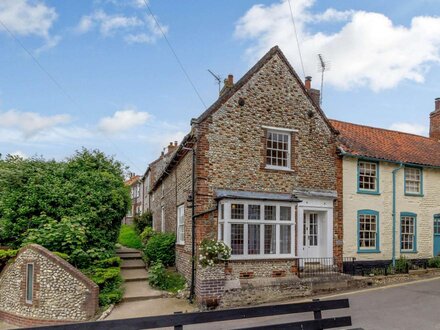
218 199 295 259
177 204 185 244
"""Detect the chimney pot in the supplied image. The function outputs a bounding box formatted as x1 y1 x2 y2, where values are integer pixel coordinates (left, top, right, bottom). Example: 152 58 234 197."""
305 76 312 90
174 141 178 146
435 97 440 112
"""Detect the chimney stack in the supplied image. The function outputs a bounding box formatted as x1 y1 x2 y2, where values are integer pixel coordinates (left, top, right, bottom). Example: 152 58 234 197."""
305 76 312 90
220 74 234 96
429 98 440 141
304 76 320 107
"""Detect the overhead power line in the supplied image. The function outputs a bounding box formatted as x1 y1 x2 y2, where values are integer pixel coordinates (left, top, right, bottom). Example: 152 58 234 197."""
0 19 79 108
0 19 143 173
143 0 207 108
287 0 306 79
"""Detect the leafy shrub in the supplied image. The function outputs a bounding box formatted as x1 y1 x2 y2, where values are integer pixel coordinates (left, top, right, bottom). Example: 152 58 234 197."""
23 215 87 257
148 262 167 289
394 256 411 274
82 266 123 307
133 211 153 234
144 233 176 266
428 256 440 268
0 249 18 271
199 239 231 267
52 252 70 261
94 257 121 268
118 225 142 249
148 261 186 293
0 149 130 264
140 227 156 244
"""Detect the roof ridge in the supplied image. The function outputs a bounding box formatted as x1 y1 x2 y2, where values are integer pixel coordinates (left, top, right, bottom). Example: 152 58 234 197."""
329 118 434 141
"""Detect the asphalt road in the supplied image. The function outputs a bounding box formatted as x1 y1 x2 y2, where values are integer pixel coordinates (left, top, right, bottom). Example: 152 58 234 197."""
189 277 440 330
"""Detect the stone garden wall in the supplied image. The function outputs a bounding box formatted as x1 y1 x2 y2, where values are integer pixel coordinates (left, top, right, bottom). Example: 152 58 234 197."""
0 244 99 327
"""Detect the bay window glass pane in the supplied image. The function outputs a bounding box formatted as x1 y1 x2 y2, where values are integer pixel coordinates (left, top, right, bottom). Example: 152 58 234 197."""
264 225 276 254
264 205 276 221
280 206 291 221
248 205 260 220
219 223 224 241
220 204 224 220
231 204 244 219
248 224 260 255
280 225 291 254
231 224 244 255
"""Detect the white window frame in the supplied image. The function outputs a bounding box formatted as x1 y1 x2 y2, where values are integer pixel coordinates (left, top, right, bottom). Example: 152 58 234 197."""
218 199 296 260
177 204 185 244
265 127 292 171
161 206 165 232
136 184 140 198
25 263 34 304
405 167 422 195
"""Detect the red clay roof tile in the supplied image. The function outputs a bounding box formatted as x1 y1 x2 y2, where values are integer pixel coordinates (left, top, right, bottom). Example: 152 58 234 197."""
330 119 440 167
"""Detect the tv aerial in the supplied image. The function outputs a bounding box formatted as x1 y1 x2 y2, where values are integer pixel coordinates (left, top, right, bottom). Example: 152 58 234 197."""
207 69 222 95
317 54 331 106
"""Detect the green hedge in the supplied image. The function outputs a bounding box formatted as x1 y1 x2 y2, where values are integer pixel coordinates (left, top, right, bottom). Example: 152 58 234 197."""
82 265 123 307
0 249 18 271
143 232 176 267
148 261 186 293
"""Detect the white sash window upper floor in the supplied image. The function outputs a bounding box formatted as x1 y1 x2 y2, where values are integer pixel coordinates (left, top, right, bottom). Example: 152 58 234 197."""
357 160 379 195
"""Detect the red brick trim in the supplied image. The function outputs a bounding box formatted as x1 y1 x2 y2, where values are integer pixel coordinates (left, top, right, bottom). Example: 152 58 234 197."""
0 310 79 327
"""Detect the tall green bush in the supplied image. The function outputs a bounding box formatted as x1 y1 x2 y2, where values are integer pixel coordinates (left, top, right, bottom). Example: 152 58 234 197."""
0 150 130 268
133 211 153 234
144 233 176 266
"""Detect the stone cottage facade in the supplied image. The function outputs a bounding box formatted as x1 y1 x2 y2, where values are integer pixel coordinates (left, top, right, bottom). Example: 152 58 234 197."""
330 98 440 267
146 46 343 305
122 174 142 225
0 244 98 327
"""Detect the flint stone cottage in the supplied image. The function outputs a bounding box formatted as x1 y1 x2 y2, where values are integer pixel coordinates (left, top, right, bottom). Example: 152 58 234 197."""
0 244 99 327
331 99 440 268
147 46 343 306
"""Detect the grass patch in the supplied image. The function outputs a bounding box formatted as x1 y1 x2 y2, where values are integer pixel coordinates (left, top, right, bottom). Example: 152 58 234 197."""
118 225 143 249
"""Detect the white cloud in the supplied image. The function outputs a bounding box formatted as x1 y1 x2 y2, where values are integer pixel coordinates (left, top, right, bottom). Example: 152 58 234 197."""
75 9 167 44
0 0 60 51
235 0 440 91
0 109 71 138
98 108 151 134
389 122 428 136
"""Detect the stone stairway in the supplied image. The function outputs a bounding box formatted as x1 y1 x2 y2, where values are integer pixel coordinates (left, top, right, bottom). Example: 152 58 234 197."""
116 247 163 302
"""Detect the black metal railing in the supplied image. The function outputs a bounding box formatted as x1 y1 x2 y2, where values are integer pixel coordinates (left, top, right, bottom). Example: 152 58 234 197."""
341 258 428 276
296 257 356 278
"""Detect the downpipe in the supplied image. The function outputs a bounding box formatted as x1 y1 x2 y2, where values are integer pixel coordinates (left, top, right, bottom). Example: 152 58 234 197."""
392 164 404 267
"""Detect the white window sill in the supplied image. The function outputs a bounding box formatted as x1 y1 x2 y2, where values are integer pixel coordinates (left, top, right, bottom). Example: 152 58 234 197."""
230 254 297 260
265 166 293 172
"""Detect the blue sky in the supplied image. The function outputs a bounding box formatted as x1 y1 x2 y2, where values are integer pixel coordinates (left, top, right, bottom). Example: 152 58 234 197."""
1 0 440 173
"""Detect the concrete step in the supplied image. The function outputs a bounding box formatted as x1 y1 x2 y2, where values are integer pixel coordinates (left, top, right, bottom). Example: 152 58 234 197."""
121 268 149 282
116 247 141 254
122 281 163 302
121 259 145 269
117 253 142 259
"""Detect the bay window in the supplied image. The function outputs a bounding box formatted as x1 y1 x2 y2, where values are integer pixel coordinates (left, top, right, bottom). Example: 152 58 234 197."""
218 200 295 259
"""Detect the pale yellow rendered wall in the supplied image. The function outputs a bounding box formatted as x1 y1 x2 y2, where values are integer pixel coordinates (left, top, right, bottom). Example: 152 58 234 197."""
343 157 440 260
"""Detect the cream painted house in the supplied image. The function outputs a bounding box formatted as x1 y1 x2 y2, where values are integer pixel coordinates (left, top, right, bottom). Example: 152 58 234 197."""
330 99 440 266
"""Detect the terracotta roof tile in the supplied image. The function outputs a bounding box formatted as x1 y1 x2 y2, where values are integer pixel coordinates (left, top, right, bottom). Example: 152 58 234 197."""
330 119 440 167
125 175 140 186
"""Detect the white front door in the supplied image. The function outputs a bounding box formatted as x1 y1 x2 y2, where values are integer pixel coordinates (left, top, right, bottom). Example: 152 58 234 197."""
303 212 320 257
